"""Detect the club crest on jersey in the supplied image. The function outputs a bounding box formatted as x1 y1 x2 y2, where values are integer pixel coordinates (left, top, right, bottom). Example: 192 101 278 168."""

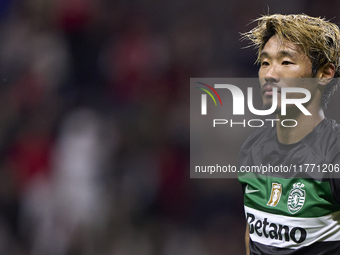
287 182 306 214
267 183 282 207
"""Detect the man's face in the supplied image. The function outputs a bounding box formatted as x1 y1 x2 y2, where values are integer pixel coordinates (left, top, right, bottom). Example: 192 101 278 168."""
258 35 318 112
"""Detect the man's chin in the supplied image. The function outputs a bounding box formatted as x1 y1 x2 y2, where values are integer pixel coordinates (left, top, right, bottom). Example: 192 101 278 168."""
263 104 281 114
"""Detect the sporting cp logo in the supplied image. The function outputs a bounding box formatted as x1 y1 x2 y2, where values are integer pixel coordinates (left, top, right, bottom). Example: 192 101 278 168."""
287 182 306 214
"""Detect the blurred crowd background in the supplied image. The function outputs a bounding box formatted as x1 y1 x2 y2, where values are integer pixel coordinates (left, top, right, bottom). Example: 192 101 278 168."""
1 0 340 254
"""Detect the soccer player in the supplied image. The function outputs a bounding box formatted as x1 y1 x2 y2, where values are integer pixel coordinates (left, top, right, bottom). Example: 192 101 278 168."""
238 14 340 254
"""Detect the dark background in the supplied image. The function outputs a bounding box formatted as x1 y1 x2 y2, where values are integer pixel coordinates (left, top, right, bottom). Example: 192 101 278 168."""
1 0 340 254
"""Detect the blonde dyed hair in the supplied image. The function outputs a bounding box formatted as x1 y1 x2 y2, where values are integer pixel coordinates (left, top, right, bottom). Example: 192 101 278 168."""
243 14 340 107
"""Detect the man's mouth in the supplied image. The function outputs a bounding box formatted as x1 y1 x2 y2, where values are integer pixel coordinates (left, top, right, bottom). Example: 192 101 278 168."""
262 85 281 96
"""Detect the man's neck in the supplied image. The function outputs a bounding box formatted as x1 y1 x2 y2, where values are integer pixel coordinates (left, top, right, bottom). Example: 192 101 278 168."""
276 108 325 144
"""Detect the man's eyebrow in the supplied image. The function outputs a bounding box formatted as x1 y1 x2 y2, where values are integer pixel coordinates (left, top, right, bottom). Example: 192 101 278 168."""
259 50 298 59
278 50 298 58
259 51 269 59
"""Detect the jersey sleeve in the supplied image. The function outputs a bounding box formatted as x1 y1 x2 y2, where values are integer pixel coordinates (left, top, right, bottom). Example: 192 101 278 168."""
329 152 340 205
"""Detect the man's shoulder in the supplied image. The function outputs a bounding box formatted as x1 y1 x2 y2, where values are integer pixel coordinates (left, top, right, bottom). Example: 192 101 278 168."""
313 118 340 160
320 118 340 135
314 118 340 145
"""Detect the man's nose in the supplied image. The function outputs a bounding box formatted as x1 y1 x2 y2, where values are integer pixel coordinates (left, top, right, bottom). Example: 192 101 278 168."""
265 64 280 83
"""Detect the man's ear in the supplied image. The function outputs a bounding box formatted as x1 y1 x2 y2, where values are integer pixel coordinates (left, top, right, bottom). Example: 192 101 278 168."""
317 63 335 86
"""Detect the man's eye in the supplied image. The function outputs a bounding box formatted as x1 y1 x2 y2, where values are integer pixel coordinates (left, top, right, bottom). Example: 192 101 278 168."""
282 61 293 65
261 61 269 66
